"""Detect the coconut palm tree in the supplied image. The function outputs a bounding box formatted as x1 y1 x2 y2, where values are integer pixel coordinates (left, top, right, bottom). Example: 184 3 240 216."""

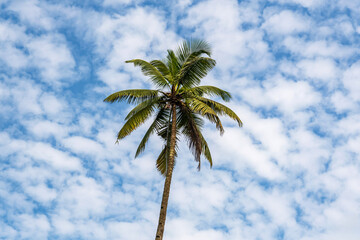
104 39 242 240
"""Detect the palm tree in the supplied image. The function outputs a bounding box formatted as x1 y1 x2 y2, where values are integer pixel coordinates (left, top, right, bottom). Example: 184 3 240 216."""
104 39 242 240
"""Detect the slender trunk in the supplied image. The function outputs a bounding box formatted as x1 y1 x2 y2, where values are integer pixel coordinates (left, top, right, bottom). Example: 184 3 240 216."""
155 104 177 240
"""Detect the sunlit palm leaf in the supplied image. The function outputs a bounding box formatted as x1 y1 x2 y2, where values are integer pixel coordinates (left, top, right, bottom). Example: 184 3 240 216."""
187 85 232 101
198 97 243 127
200 134 212 168
150 60 172 83
166 50 180 79
126 59 170 88
177 103 203 163
104 89 159 104
186 98 224 134
178 57 216 88
117 102 156 140
156 146 178 176
156 147 167 176
125 97 161 120
176 39 212 64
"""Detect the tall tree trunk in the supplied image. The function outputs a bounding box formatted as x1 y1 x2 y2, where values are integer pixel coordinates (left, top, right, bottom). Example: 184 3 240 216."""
155 104 177 240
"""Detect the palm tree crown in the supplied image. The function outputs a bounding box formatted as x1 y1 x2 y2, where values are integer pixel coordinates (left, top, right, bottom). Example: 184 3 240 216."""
104 39 242 240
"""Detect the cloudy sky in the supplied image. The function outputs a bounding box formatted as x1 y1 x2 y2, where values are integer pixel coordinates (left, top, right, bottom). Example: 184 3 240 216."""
1 0 360 239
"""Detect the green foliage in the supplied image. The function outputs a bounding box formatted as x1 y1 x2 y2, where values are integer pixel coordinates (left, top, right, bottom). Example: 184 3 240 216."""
125 60 170 89
104 39 242 176
103 89 159 104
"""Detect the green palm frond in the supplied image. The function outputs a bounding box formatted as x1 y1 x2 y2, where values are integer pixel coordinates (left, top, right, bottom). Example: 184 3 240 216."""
105 39 242 178
177 103 203 163
176 39 212 64
185 98 224 135
125 97 162 120
135 108 169 158
200 133 212 168
166 50 180 79
198 97 243 127
186 98 224 134
116 102 156 140
104 89 159 104
187 98 217 116
156 118 179 176
150 60 172 82
156 147 167 176
186 85 232 101
178 57 216 88
188 39 212 55
156 146 178 176
126 59 170 89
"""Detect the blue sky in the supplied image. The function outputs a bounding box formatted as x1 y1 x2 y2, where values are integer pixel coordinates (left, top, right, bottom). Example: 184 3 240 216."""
1 0 360 239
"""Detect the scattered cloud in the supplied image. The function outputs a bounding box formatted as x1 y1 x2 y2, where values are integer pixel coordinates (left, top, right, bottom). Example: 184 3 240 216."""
1 0 360 239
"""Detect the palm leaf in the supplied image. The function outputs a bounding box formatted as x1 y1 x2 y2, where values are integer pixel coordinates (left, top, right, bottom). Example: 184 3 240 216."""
178 57 216 88
156 116 179 177
201 135 212 168
126 59 170 88
198 97 243 127
125 97 162 120
186 98 224 134
156 147 167 176
150 60 172 83
104 89 158 104
156 146 178 177
135 108 169 158
177 103 203 163
166 50 180 80
116 102 156 140
176 39 212 64
186 85 232 102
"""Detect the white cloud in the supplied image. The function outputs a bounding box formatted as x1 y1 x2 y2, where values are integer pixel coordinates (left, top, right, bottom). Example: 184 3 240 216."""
63 176 107 218
262 10 310 35
39 93 65 116
342 60 360 101
172 180 230 213
293 0 325 8
181 0 273 73
331 91 357 113
210 126 285 180
9 79 43 115
1 1 360 239
0 21 27 42
25 142 83 171
27 35 75 85
52 216 76 235
238 76 321 114
8 0 54 30
269 0 325 8
297 58 340 83
182 0 241 31
103 0 133 6
0 223 17 239
62 136 104 157
25 183 57 203
0 44 28 69
282 37 356 59
93 7 178 89
106 221 153 240
265 78 321 113
332 114 360 137
166 219 226 240
16 214 51 240
245 185 296 226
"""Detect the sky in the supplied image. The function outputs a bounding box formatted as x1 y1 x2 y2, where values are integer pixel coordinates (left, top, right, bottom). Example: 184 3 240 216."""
1 0 360 239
